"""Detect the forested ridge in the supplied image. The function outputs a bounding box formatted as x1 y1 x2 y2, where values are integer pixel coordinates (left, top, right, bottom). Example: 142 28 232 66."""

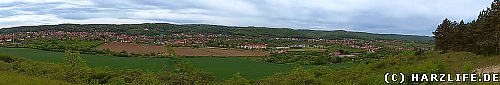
433 0 500 55
0 23 433 42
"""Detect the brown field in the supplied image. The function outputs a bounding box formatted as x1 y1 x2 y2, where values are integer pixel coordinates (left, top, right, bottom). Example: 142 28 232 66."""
174 48 270 57
96 42 167 55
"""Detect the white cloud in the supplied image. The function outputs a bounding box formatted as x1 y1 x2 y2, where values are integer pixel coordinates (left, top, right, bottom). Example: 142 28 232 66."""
0 0 494 35
13 10 36 15
126 9 240 24
0 0 66 3
182 0 260 16
66 18 166 24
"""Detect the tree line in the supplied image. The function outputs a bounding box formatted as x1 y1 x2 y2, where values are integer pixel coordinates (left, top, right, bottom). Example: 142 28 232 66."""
433 0 500 55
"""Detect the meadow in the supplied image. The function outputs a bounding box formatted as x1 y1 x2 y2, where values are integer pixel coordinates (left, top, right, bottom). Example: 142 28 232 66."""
0 47 352 80
286 48 327 52
96 42 168 55
173 48 270 57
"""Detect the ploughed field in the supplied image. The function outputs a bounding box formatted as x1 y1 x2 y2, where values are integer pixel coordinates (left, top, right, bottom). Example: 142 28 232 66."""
96 42 168 55
174 48 270 57
0 47 352 80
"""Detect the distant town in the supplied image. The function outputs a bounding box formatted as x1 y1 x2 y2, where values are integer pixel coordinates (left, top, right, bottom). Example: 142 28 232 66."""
0 31 423 58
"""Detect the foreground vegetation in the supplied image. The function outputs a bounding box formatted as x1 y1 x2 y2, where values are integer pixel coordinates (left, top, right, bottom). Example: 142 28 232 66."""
0 51 215 84
0 47 353 80
0 71 73 85
2 47 498 84
261 51 342 65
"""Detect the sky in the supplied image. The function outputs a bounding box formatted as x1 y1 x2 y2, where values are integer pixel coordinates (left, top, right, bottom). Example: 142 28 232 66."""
0 0 493 36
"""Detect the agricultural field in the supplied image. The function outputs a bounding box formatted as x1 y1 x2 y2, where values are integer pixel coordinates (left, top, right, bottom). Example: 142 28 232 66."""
174 48 270 57
0 47 352 80
96 42 168 55
0 47 175 72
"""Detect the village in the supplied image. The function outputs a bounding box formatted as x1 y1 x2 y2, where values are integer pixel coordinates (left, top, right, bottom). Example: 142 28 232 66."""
0 31 418 58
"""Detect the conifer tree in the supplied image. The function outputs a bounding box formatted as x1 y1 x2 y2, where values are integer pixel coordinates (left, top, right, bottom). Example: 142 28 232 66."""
434 0 500 55
433 19 453 52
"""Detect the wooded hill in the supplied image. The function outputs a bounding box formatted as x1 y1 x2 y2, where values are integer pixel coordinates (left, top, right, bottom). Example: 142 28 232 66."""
0 23 433 42
433 0 500 55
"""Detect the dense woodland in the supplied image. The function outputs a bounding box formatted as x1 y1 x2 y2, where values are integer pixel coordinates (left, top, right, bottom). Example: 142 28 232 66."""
434 0 500 55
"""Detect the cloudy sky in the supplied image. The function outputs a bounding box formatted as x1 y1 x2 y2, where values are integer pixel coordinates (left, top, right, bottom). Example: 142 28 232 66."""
0 0 493 36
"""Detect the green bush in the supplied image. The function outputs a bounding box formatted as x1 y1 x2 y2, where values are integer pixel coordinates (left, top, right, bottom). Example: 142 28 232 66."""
0 61 11 71
219 72 251 85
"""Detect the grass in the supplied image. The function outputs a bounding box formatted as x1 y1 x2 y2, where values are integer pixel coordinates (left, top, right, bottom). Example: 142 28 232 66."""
0 47 353 80
0 71 73 85
424 51 500 73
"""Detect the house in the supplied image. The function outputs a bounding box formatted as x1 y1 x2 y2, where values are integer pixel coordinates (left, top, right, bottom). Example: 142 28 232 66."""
240 44 267 49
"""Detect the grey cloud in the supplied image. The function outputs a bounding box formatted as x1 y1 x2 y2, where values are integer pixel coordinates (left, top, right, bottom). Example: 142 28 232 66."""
0 0 494 36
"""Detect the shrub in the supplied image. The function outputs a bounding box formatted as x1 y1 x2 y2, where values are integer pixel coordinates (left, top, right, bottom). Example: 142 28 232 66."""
0 61 12 71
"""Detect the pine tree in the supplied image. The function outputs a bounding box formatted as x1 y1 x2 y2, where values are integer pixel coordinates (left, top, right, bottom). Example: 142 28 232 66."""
434 0 500 55
476 0 500 55
492 0 500 54
433 19 453 52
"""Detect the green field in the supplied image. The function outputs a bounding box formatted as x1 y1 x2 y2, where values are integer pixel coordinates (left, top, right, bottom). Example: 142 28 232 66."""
0 47 352 80
287 48 327 52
